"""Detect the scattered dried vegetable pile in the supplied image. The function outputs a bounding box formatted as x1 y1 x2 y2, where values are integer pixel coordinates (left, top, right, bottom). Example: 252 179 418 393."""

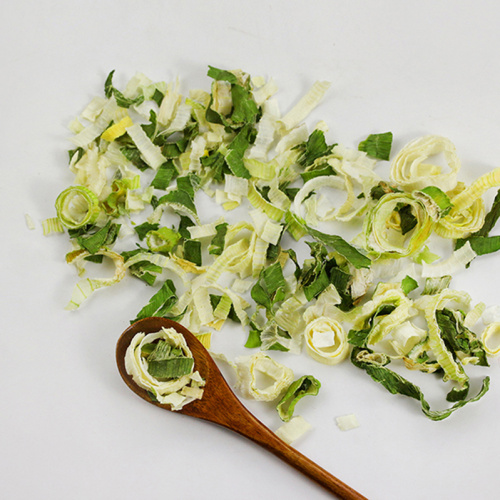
46 65 500 431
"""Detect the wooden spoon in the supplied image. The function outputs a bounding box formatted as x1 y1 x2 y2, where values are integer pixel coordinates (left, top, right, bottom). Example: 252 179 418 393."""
116 317 367 500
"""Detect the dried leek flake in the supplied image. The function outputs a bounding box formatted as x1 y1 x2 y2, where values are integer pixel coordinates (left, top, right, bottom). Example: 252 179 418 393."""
55 186 101 229
277 375 321 422
304 316 349 365
235 352 294 401
390 135 460 192
125 326 205 410
362 192 434 258
481 322 500 357
275 416 312 445
336 414 359 431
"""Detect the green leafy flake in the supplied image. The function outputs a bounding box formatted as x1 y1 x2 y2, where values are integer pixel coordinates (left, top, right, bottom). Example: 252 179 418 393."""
68 147 85 164
183 239 202 266
370 181 401 201
148 356 194 379
134 222 160 241
306 226 371 269
304 267 331 301
230 84 259 125
467 236 500 256
147 339 172 362
268 342 289 352
158 189 197 216
261 261 286 295
225 124 255 178
128 260 162 286
209 223 228 255
104 70 115 98
207 65 238 84
456 189 500 258
145 339 194 380
251 262 287 314
120 145 150 171
150 161 178 190
244 326 262 348
348 328 371 348
401 275 418 295
158 123 199 157
141 110 158 139
358 132 393 161
329 267 354 311
296 129 335 168
84 254 104 264
131 279 178 323
396 203 418 235
300 164 337 183
152 88 165 107
422 276 452 295
146 227 182 253
418 186 453 217
178 216 196 240
283 187 300 201
141 342 157 357
103 70 145 108
177 173 200 200
201 151 229 182
277 375 321 422
436 309 488 367
74 221 120 254
120 245 151 262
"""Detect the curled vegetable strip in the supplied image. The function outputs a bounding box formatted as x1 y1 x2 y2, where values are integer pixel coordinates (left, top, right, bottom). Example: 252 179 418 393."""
65 249 126 310
304 316 349 365
279 80 331 131
351 285 416 346
388 321 426 357
390 135 460 192
435 193 485 239
124 327 205 410
292 175 348 223
363 192 434 257
421 289 470 390
235 352 294 401
481 322 500 357
421 242 476 278
55 186 101 229
449 167 500 214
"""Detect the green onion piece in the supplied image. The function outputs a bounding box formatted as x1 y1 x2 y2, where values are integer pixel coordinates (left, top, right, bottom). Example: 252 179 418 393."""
150 161 178 190
183 239 202 266
147 357 194 379
55 186 101 229
208 223 228 255
146 227 181 253
146 340 194 379
134 222 160 241
351 346 490 421
422 276 451 295
401 275 418 295
75 220 120 254
131 279 177 323
306 226 371 269
277 375 321 422
358 132 393 161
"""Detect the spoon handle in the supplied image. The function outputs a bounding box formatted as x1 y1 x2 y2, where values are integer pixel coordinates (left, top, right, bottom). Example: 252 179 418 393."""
210 398 367 500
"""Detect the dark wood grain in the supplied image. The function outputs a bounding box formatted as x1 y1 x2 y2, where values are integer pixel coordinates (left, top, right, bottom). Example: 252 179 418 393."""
116 317 367 500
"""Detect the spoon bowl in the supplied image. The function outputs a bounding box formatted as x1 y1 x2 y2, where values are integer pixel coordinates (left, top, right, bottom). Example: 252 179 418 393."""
116 317 367 500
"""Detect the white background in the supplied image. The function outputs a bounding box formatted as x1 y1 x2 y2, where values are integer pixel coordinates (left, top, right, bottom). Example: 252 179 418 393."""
2 1 500 499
